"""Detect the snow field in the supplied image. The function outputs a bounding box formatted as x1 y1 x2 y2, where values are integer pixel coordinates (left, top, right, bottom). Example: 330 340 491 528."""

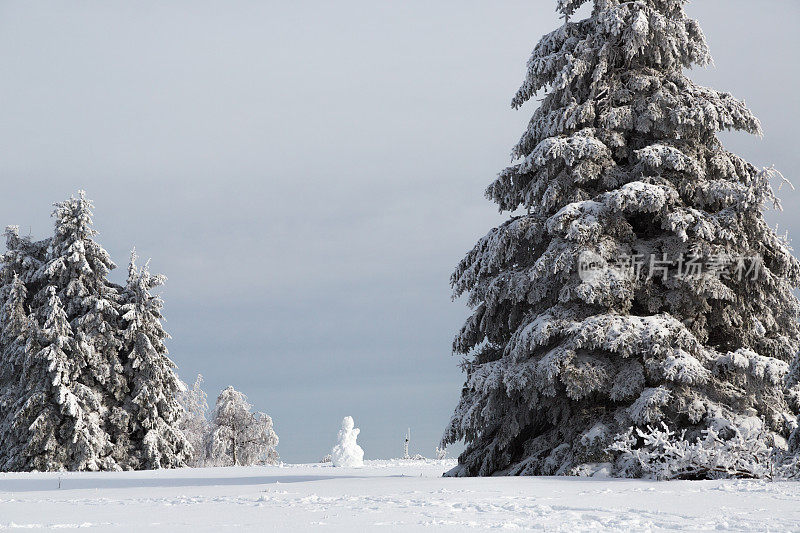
1 459 799 532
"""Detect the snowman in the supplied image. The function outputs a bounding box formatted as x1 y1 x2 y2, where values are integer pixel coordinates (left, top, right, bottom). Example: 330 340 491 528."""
331 416 364 467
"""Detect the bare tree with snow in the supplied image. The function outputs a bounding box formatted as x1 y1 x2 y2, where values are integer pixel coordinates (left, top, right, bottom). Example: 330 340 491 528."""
435 446 448 461
179 374 210 467
208 386 279 466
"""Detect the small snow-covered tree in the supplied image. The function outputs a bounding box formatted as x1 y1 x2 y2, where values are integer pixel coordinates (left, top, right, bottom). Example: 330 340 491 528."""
443 1 800 477
331 416 364 467
179 374 210 467
119 250 191 469
208 386 279 466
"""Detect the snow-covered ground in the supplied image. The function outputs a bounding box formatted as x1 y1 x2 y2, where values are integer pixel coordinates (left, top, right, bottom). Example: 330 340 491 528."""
1 459 799 532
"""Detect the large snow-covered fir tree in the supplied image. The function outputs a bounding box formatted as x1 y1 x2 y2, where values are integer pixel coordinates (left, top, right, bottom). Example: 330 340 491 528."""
35 191 125 408
0 192 122 470
118 250 192 469
443 0 800 477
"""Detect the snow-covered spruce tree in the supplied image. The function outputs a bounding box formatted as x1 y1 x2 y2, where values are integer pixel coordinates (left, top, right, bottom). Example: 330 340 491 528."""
0 275 33 467
0 226 47 286
5 287 116 471
0 194 194 471
0 275 30 401
442 0 800 478
0 212 121 471
7 191 127 470
208 386 279 466
0 227 48 469
118 250 192 469
35 191 125 407
179 374 211 467
0 226 48 401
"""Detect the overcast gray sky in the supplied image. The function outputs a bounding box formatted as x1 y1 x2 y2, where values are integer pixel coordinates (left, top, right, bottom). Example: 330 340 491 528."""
1 1 798 463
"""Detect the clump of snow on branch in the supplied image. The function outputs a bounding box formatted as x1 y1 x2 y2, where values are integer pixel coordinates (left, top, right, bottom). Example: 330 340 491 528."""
609 419 782 480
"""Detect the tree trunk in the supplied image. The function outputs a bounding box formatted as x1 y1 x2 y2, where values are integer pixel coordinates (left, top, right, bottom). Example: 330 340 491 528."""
232 422 237 466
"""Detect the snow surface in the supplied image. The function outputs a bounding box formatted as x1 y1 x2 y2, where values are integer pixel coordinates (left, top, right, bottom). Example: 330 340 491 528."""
1 459 799 532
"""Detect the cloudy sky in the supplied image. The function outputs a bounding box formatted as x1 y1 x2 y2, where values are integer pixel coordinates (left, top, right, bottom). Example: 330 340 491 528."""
0 0 797 462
